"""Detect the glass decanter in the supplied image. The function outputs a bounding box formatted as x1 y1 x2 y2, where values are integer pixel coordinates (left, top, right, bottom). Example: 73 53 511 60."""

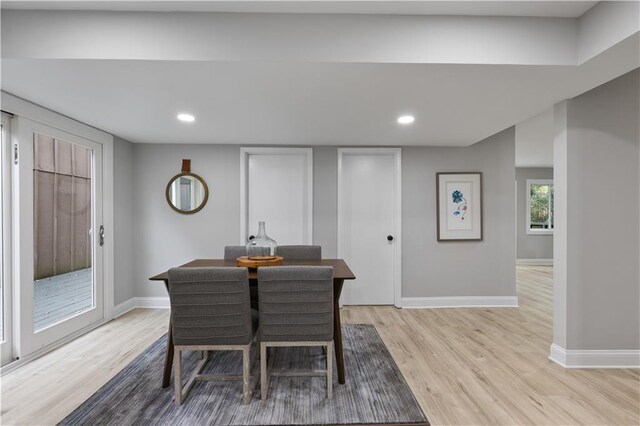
246 221 278 256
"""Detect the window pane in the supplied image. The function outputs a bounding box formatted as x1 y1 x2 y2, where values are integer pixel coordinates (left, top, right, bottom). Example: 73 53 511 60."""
530 184 551 229
550 185 554 229
33 134 94 331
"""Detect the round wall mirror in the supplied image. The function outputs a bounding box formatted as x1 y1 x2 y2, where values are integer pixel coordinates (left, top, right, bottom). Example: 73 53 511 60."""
165 172 209 214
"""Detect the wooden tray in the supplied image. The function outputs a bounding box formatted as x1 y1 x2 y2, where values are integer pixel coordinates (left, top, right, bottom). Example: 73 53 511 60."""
236 255 284 268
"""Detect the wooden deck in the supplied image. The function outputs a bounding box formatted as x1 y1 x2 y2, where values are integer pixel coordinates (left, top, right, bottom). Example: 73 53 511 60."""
34 268 92 331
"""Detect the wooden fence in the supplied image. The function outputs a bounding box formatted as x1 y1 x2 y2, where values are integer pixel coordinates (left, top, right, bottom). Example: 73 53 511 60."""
34 134 92 280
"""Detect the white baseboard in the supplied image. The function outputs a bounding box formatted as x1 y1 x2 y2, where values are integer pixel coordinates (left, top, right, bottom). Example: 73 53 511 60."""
113 297 170 316
113 298 137 318
517 259 553 266
401 296 518 309
125 295 519 310
135 296 170 309
549 343 640 369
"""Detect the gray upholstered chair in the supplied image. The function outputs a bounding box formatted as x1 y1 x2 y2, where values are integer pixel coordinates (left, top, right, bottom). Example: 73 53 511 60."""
275 245 322 260
224 245 261 310
257 266 334 400
224 245 270 259
224 245 247 260
168 267 257 406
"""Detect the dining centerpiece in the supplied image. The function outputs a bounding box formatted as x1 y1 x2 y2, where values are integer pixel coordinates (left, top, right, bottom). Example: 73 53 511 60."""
246 221 278 255
239 221 282 267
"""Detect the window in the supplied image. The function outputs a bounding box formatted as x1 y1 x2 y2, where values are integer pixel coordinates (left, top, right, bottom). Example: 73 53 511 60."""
526 179 553 235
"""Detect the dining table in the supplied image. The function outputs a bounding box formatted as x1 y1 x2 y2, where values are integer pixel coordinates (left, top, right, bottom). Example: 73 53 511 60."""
149 258 356 388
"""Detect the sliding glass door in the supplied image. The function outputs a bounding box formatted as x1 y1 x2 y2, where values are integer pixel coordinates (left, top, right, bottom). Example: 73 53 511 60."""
14 118 104 357
1 113 13 366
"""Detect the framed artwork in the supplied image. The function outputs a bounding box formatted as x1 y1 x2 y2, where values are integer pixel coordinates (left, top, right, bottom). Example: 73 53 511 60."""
436 172 483 241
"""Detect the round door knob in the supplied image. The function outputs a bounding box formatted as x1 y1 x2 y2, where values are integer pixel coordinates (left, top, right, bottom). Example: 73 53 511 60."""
249 235 255 240
387 235 394 241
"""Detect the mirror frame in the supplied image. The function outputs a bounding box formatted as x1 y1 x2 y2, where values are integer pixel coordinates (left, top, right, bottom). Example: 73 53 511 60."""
165 172 209 215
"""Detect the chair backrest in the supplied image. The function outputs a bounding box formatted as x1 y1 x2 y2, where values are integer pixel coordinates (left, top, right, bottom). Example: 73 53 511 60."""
224 246 247 260
224 245 271 259
275 245 322 260
258 266 333 342
168 267 252 346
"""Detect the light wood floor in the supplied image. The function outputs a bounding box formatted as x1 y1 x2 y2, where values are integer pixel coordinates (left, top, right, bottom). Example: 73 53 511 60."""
1 266 638 425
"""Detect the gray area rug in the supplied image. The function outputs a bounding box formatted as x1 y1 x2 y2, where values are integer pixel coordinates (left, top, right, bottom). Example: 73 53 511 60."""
60 324 429 425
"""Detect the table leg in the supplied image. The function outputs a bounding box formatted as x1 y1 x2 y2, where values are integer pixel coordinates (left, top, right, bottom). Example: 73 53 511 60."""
333 278 346 384
162 316 173 388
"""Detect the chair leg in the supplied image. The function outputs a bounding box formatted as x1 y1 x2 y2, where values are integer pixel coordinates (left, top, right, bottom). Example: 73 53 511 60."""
326 341 333 400
174 348 182 406
260 342 268 400
242 346 251 404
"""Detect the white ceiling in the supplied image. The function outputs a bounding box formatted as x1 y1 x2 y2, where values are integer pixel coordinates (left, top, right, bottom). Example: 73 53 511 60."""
0 1 599 18
1 2 638 147
515 107 554 167
4 39 637 146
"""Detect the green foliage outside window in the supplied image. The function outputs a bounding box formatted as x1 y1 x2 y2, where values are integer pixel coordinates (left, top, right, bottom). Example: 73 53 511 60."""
530 184 553 229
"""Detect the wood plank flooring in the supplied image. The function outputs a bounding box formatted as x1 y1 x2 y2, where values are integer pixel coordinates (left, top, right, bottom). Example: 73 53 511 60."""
0 309 169 425
1 266 638 425
342 266 639 425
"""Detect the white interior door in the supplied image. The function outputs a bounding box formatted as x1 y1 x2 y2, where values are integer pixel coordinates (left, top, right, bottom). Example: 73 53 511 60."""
13 117 104 357
241 148 313 245
338 148 401 306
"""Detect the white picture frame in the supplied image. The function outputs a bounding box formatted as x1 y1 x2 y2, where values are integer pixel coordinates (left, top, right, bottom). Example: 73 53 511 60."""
436 172 483 241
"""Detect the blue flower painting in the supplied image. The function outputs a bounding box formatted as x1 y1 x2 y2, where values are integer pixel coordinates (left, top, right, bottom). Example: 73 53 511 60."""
438 173 482 239
451 190 468 220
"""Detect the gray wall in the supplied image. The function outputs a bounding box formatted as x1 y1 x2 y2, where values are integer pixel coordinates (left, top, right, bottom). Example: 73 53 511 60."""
113 136 135 305
516 167 554 260
402 128 516 298
130 144 344 298
132 144 241 298
130 129 516 300
313 147 338 258
556 69 639 351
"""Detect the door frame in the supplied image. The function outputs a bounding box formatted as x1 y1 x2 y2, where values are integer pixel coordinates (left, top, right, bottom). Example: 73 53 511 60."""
1 92 114 321
13 118 105 356
0 92 115 369
337 148 402 308
1 113 14 366
239 147 313 244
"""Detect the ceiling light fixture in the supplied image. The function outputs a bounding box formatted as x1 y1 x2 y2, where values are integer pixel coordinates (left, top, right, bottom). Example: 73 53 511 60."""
397 115 415 124
177 113 195 123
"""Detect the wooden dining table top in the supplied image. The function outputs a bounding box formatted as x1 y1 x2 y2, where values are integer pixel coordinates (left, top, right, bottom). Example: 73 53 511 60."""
149 258 356 282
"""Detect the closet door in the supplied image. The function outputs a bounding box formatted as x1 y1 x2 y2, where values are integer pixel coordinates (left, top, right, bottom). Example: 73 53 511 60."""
240 148 313 245
338 148 402 306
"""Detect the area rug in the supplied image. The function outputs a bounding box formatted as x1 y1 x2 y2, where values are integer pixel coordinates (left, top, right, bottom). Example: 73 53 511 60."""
60 324 429 425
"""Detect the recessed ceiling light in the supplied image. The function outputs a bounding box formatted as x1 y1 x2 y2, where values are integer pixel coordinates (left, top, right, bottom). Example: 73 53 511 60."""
397 115 415 124
177 113 195 123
